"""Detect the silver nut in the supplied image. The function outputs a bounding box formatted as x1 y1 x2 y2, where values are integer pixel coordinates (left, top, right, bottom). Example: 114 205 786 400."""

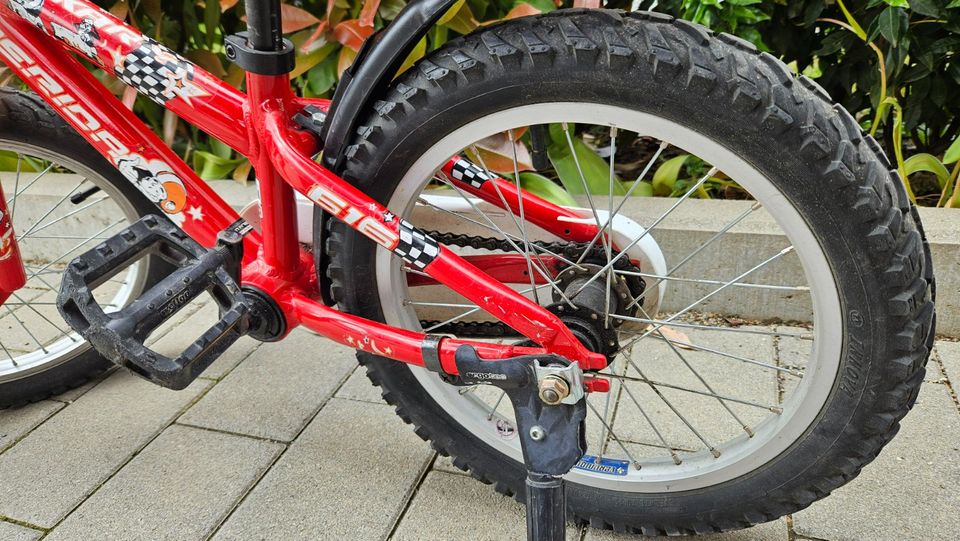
529 425 546 441
538 375 570 405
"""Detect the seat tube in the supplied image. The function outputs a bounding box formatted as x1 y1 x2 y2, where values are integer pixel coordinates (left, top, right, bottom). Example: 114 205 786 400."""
243 0 300 274
0 182 27 305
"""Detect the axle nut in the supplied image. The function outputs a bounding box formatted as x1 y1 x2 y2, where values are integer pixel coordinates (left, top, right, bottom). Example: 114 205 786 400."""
538 375 570 405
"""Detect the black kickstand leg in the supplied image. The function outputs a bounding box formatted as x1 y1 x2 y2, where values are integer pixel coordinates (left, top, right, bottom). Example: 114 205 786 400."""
454 345 588 541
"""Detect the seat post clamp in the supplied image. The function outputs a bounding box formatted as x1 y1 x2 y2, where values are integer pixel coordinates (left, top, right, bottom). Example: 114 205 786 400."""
224 32 295 76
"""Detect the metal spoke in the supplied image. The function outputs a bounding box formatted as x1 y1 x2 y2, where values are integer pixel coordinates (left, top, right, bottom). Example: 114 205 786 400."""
624 353 721 457
561 123 610 257
639 330 803 377
609 372 783 414
12 163 56 200
421 283 548 332
16 176 89 241
640 307 754 436
436 177 577 306
615 246 794 355
568 166 719 301
416 196 586 270
612 315 813 340
487 390 507 420
3 304 48 354
0 339 17 366
574 141 668 264
25 219 125 282
619 382 683 464
10 292 78 343
23 196 109 237
585 400 643 469
8 153 23 222
615 271 809 292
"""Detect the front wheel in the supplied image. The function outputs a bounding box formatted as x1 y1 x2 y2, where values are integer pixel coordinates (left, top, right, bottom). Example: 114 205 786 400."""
323 10 934 534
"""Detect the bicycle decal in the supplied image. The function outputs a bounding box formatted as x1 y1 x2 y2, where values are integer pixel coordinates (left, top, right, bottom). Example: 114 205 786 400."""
116 156 188 214
8 0 42 28
396 220 440 270
574 456 630 476
0 207 12 261
115 38 208 106
50 17 98 60
449 157 493 189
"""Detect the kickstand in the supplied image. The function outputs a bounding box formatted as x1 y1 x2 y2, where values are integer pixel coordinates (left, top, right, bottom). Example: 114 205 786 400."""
453 345 588 541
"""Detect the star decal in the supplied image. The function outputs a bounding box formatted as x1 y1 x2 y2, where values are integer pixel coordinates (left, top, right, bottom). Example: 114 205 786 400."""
382 211 395 223
187 205 204 222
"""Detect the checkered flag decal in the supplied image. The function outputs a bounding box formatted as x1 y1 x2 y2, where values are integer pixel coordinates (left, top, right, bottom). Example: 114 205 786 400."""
395 220 440 269
450 158 493 189
115 39 195 105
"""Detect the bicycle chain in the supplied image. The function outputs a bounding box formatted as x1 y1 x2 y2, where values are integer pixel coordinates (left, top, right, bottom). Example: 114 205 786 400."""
418 231 644 338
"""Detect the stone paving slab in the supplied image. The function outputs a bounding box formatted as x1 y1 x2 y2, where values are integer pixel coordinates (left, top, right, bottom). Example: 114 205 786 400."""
936 340 960 398
0 400 62 452
792 382 960 541
178 330 356 442
392 470 579 541
334 365 384 404
0 521 41 541
46 425 283 541
584 519 789 540
212 398 433 541
0 371 210 527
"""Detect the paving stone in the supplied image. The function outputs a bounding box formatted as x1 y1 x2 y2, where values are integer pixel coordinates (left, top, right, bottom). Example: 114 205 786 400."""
334 364 384 404
432 454 470 476
937 340 960 395
393 470 578 541
212 398 432 541
0 400 62 452
792 382 960 541
47 425 282 541
0 521 42 541
583 519 788 540
0 371 210 527
179 329 356 441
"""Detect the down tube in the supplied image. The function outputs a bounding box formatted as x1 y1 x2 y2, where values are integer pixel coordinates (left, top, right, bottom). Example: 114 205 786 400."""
0 16 247 250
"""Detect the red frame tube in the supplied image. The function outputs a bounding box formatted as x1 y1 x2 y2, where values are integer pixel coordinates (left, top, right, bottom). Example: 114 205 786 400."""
0 182 26 305
0 0 610 372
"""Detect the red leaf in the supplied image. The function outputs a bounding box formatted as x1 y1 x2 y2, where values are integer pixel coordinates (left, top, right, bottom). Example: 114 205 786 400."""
334 19 375 51
505 3 540 19
573 0 600 7
359 0 382 27
281 3 321 33
219 0 239 11
337 46 358 77
299 21 329 52
121 86 137 110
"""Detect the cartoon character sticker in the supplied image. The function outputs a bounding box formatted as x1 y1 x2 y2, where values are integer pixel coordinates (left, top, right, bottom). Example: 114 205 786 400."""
116 155 187 215
8 0 44 29
51 18 101 61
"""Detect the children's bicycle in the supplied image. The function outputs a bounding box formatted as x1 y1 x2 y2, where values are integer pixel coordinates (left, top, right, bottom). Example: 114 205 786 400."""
0 0 935 538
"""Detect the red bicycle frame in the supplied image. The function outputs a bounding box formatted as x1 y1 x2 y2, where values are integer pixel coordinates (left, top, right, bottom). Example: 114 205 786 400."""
0 0 611 374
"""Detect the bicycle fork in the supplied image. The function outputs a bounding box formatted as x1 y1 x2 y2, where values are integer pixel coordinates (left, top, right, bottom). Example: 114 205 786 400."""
0 181 27 306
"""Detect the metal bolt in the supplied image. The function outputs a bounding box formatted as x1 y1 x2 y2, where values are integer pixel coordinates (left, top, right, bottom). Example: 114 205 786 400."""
538 375 570 405
225 45 237 59
529 425 546 441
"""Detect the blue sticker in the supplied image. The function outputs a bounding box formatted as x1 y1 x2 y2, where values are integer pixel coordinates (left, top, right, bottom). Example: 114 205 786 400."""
574 455 630 476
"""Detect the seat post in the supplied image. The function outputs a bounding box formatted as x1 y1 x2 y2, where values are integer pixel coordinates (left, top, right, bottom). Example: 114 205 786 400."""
244 0 284 51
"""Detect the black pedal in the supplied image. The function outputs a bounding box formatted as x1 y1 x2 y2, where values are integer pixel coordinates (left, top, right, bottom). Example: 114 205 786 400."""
57 215 251 390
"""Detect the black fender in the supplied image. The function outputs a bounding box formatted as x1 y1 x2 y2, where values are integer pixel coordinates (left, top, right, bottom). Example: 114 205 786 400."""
319 0 459 172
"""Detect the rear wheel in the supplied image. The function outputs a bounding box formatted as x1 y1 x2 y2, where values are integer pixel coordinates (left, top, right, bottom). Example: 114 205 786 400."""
0 89 163 408
323 10 934 534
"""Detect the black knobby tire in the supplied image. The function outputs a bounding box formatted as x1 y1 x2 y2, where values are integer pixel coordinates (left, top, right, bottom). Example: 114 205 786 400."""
0 89 165 409
322 10 935 534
